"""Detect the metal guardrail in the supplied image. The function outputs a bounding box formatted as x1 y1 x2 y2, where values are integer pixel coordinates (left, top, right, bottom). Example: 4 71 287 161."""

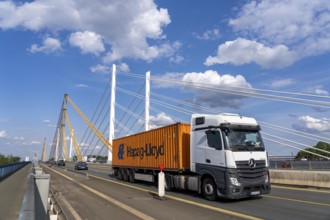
270 160 330 170
0 162 30 179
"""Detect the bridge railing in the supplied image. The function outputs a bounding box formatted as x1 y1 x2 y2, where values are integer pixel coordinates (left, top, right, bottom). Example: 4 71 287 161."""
0 162 30 179
270 160 330 170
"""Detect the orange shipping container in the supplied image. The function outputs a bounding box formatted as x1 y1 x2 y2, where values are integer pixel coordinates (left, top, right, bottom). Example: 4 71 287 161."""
112 123 191 172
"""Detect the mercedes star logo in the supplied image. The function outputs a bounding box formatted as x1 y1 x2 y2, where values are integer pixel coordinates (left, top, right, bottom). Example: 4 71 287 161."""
248 158 256 168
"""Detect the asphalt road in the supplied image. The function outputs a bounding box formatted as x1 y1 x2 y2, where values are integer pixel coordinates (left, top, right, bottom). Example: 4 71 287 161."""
43 163 330 220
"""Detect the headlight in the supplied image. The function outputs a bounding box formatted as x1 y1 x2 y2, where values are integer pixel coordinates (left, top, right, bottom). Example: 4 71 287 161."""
265 174 269 184
230 177 241 186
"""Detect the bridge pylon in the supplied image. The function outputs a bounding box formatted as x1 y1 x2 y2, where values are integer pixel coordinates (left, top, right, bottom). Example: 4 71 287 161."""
41 138 47 162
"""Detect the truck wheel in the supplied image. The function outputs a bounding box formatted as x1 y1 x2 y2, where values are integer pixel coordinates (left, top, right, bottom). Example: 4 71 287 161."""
128 170 135 183
202 177 216 201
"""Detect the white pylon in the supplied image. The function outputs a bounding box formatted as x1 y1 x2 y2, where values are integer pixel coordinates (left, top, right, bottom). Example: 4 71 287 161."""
55 128 60 161
108 64 116 163
145 71 150 131
69 129 73 161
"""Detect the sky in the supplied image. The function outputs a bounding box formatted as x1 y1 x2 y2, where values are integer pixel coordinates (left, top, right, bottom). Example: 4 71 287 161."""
1 0 330 160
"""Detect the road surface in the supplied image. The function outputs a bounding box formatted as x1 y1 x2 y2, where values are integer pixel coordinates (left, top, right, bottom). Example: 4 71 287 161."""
42 163 330 220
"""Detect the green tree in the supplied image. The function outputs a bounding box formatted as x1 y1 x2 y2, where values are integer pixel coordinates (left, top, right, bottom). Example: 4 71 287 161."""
0 153 6 164
296 141 330 160
0 153 21 164
72 155 77 161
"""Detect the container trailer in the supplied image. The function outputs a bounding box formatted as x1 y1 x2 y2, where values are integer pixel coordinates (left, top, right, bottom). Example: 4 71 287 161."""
112 113 271 200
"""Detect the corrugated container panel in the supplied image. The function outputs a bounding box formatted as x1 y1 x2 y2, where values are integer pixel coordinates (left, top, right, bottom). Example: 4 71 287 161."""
112 123 191 171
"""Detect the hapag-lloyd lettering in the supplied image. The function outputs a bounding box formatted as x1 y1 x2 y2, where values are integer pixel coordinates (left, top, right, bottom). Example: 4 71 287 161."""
127 143 164 159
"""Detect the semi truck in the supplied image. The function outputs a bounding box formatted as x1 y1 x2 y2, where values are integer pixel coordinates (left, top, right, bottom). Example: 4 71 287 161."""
112 113 271 200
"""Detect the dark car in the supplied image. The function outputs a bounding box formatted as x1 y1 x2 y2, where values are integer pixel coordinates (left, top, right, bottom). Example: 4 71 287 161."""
57 159 66 166
74 161 88 170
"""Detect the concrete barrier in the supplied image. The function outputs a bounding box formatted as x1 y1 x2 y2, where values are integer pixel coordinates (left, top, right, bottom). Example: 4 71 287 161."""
19 162 50 220
270 169 330 188
34 174 50 220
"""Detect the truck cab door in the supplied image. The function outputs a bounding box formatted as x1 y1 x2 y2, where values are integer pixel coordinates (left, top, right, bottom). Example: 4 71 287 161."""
191 130 207 172
204 129 226 168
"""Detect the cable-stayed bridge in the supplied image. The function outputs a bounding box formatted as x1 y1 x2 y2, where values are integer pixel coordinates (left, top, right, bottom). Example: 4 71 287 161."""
48 64 330 162
2 64 330 219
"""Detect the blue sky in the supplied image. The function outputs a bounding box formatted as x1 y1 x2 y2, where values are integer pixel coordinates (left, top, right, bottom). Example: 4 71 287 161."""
1 0 330 159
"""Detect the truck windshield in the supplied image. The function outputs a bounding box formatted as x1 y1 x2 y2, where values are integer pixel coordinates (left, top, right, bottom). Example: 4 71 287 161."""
225 130 265 152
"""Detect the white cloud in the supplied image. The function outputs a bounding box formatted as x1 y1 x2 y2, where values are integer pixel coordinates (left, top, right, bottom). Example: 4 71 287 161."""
205 38 296 68
155 70 253 109
42 119 56 127
28 37 61 53
315 89 329 96
14 136 25 140
0 130 7 138
0 0 81 30
169 55 184 64
153 72 185 88
75 84 88 88
117 63 130 73
182 70 253 108
103 41 181 63
194 28 221 40
270 79 294 88
79 142 90 149
307 87 330 112
311 86 329 96
293 115 330 133
229 0 330 59
90 64 111 74
69 31 105 56
91 63 130 74
148 112 175 129
95 145 102 150
0 0 173 61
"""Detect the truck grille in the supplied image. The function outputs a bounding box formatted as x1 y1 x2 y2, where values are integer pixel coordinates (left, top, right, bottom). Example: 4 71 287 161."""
235 160 266 182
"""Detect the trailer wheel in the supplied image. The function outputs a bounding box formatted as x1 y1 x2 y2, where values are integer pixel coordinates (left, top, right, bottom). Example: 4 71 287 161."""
165 174 172 191
202 177 216 201
117 168 123 181
123 169 129 182
128 170 135 183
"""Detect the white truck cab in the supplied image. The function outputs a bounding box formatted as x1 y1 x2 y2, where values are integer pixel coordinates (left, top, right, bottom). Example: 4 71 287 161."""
190 113 271 200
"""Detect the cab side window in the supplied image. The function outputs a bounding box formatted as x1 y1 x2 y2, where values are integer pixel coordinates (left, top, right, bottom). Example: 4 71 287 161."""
205 130 222 150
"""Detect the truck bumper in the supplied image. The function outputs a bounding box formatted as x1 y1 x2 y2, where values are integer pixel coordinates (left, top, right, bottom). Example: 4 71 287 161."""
219 181 271 199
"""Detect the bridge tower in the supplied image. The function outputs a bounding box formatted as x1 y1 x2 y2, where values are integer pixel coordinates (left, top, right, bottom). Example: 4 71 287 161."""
145 71 150 131
41 138 47 162
108 64 116 163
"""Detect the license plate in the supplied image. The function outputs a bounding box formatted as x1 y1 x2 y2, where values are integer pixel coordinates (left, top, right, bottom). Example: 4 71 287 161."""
250 191 260 196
